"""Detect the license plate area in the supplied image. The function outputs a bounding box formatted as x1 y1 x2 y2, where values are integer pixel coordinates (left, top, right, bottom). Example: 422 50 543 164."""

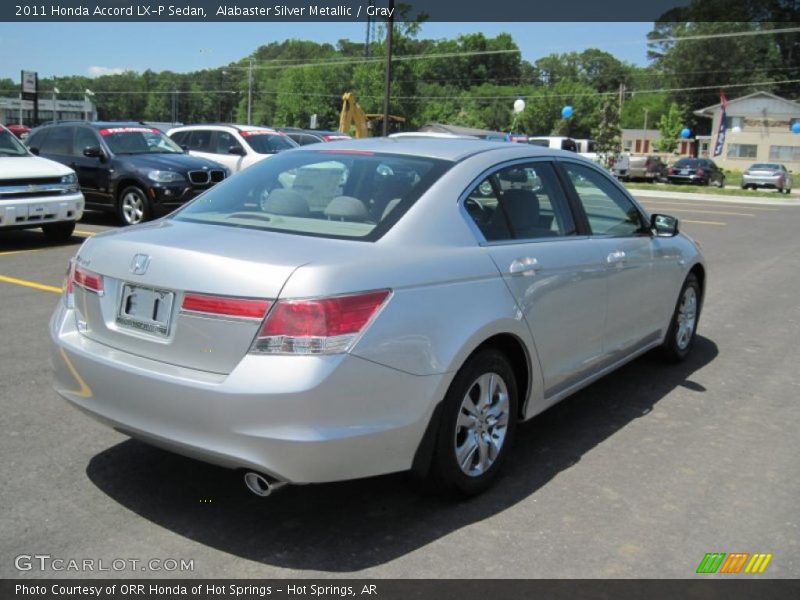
680 169 690 175
116 283 175 337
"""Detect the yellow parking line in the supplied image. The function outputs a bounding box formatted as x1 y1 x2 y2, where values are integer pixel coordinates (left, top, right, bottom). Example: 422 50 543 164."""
0 274 62 294
0 248 47 257
681 219 726 226
74 230 96 236
639 199 779 211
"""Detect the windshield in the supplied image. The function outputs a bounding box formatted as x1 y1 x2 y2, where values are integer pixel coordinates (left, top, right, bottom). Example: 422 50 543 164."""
100 127 183 155
0 128 29 156
174 149 452 241
241 131 298 155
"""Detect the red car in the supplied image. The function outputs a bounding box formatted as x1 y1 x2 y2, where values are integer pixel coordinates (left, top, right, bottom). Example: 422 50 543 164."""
5 123 31 139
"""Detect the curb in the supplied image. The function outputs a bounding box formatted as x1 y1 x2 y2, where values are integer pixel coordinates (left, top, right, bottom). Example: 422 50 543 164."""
628 188 800 207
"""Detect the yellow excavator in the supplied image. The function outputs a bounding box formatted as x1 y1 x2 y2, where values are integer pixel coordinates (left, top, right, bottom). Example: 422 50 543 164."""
339 92 406 138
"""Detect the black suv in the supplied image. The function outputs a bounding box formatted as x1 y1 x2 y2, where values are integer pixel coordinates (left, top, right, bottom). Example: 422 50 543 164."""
26 122 227 225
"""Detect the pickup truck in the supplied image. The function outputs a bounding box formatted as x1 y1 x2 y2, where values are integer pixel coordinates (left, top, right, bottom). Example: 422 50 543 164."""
0 124 84 241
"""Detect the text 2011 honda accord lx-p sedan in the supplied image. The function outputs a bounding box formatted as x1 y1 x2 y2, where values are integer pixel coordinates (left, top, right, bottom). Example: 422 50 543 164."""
50 139 705 497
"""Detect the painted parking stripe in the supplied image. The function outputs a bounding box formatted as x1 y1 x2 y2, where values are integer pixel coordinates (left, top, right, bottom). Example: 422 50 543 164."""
74 230 97 236
638 206 756 217
0 248 47 257
0 274 62 294
681 219 726 226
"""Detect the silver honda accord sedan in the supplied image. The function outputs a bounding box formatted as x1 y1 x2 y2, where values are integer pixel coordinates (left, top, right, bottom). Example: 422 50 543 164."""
50 138 705 497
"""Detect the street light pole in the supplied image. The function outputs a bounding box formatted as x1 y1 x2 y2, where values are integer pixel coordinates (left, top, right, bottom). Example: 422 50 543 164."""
52 80 59 124
381 0 395 136
84 89 94 121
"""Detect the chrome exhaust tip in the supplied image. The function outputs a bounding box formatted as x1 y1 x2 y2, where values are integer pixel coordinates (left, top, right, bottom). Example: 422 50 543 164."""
243 471 287 497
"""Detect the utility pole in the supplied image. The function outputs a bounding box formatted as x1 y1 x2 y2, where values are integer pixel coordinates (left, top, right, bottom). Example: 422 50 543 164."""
643 107 649 133
381 0 395 137
618 82 626 116
247 57 254 125
52 78 59 124
171 87 177 124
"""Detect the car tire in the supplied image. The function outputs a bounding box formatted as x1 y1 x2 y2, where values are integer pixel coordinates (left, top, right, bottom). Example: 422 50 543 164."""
660 273 701 363
41 221 75 242
117 185 151 226
426 348 518 497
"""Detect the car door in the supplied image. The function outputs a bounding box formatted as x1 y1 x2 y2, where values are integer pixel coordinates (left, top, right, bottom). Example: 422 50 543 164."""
463 160 608 399
70 126 111 205
559 161 662 360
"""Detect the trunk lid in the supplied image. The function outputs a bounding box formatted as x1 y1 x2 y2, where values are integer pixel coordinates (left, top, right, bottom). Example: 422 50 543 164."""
72 219 354 374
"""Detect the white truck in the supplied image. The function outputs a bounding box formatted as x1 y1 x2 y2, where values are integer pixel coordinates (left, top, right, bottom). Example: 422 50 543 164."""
0 125 84 241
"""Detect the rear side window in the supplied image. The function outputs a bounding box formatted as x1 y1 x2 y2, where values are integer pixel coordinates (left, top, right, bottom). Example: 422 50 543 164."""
464 162 576 241
26 129 48 150
174 150 451 241
40 126 75 155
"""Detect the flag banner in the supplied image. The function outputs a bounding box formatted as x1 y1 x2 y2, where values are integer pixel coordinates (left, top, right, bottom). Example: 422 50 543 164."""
713 91 728 157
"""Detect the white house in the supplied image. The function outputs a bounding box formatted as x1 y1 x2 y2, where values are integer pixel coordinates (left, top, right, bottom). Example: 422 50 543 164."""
694 91 800 172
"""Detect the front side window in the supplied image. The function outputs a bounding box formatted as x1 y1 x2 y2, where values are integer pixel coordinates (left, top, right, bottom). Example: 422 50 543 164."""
100 127 183 154
174 150 450 241
564 162 646 237
464 162 576 242
214 131 242 155
74 128 100 154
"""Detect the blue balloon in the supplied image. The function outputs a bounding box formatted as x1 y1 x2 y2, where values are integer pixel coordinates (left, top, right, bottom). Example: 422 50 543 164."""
792 122 800 134
680 128 691 139
561 105 574 119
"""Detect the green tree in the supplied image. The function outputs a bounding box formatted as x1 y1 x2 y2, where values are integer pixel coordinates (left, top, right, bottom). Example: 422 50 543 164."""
654 102 685 153
592 95 621 162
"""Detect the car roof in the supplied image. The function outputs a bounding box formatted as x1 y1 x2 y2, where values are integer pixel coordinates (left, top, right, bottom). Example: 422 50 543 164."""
168 123 282 133
297 137 576 162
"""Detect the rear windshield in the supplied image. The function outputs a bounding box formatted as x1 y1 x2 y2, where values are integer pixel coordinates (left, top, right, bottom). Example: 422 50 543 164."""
673 158 701 168
750 163 780 170
241 132 298 154
173 149 452 241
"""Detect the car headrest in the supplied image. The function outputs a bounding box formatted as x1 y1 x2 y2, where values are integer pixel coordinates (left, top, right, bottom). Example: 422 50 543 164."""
324 196 369 221
263 188 309 217
502 189 540 228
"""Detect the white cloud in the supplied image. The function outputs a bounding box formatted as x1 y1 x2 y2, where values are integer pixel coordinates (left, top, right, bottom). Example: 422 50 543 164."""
87 66 128 77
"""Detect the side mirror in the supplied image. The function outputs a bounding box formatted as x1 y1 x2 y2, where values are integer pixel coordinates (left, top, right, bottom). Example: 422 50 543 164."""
83 145 105 159
228 145 246 156
651 213 679 237
29 147 40 155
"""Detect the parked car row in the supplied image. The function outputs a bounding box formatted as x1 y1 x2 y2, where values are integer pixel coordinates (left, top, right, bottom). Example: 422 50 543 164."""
613 154 793 192
1 120 353 237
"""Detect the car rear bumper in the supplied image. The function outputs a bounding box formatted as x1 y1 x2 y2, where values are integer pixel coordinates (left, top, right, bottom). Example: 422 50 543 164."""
0 191 84 229
50 303 447 484
742 175 784 188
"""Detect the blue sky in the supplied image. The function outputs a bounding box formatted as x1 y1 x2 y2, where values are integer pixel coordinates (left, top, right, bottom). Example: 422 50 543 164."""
0 22 654 82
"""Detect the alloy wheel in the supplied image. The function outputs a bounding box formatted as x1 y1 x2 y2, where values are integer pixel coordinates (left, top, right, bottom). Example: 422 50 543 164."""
676 286 698 350
454 372 510 477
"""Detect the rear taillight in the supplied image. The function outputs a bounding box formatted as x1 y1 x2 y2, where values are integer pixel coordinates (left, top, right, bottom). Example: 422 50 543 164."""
251 289 391 355
181 293 272 319
695 168 705 176
670 168 677 175
73 264 104 294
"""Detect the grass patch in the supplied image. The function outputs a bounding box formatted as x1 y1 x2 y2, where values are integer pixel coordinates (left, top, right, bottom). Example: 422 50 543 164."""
624 182 794 199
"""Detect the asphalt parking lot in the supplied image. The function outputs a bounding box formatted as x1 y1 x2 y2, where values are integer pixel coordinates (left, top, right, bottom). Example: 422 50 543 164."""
1 196 799 579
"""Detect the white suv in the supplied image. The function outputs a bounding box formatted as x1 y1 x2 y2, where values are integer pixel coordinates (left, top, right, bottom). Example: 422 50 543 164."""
0 125 84 241
167 124 298 173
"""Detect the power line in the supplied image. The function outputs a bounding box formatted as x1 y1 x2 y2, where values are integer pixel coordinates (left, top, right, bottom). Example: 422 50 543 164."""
648 26 800 45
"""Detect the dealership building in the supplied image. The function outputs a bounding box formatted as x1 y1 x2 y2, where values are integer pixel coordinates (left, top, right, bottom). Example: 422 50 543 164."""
0 96 96 126
694 91 800 172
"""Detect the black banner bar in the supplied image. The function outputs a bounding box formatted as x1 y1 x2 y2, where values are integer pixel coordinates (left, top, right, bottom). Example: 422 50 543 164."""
3 579 800 600
0 0 773 23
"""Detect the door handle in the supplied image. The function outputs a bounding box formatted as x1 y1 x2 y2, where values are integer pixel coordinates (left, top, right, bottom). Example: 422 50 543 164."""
606 250 627 265
509 256 540 276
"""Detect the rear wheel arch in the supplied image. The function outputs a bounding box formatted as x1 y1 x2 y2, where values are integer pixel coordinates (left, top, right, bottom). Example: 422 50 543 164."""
689 263 706 312
411 332 532 479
